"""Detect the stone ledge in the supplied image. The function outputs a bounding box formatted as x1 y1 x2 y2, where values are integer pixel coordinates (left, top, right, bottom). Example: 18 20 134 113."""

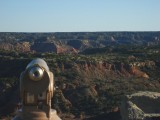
120 91 160 120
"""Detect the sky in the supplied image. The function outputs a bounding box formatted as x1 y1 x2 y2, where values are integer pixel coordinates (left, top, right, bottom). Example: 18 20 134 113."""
0 0 160 32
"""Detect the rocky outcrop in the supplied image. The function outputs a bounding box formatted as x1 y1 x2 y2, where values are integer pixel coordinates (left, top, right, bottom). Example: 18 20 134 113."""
0 42 14 51
15 42 31 52
31 42 57 53
67 40 89 50
120 91 160 120
130 66 149 79
0 42 31 52
72 61 149 79
67 40 81 49
129 60 156 68
31 41 78 54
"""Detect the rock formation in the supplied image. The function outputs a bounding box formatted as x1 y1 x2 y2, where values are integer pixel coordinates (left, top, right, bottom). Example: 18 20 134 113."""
73 61 149 79
0 42 31 53
120 91 160 120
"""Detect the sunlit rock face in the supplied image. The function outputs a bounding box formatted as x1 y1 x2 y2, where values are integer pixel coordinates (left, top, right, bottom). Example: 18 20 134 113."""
0 42 31 52
120 91 160 120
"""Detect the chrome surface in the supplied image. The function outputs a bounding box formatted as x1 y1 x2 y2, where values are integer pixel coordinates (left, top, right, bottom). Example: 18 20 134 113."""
26 58 49 72
29 66 44 81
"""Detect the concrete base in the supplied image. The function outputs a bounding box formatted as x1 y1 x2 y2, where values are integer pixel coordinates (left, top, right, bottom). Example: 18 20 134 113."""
13 109 61 120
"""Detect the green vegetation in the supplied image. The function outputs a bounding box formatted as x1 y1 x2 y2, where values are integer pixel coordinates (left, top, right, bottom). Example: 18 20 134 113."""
0 32 160 119
0 44 160 119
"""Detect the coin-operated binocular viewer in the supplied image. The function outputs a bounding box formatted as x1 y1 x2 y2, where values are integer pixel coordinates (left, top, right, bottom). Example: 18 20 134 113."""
13 58 61 120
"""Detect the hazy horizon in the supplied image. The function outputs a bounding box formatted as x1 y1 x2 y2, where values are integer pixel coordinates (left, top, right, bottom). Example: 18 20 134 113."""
1 31 160 33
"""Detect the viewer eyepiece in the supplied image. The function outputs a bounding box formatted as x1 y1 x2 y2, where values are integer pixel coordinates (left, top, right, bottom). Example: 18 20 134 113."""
28 66 44 81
